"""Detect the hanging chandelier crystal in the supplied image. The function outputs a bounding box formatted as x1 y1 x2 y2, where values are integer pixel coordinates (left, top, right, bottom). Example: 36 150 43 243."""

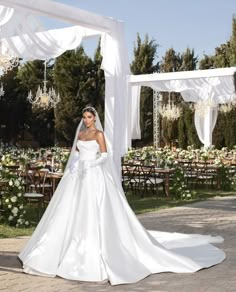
0 41 19 73
27 60 60 109
159 92 182 121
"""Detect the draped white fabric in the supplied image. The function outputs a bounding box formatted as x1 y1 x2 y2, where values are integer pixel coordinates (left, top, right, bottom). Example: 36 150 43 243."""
194 106 218 148
2 26 101 60
129 85 141 139
129 68 236 147
101 21 131 173
0 5 14 26
0 0 131 173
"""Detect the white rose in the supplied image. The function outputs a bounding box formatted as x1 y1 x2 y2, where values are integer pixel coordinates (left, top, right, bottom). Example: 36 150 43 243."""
17 193 22 197
8 204 12 209
14 180 20 187
10 196 17 203
5 198 9 203
8 215 13 221
9 180 13 186
12 207 18 214
19 205 24 210
25 221 29 226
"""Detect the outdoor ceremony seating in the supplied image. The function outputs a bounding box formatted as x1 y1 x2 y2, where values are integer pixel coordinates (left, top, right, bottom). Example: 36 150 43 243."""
23 166 49 219
122 162 170 197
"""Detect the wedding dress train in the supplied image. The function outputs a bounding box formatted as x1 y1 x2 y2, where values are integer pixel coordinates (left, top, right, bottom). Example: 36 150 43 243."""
19 140 225 285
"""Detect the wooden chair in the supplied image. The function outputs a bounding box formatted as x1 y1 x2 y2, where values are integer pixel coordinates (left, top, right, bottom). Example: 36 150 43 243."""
24 167 47 220
140 165 163 197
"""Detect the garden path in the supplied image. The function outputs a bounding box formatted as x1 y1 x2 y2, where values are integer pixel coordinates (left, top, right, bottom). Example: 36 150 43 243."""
0 196 236 292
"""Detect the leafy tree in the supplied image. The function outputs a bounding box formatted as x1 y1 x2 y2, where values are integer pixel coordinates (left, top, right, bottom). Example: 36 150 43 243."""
0 64 32 144
199 54 214 69
213 42 231 68
179 48 198 71
131 34 159 143
160 48 181 73
54 46 98 144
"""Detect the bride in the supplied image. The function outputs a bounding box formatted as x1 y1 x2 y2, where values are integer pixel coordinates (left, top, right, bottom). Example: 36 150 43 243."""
19 106 225 286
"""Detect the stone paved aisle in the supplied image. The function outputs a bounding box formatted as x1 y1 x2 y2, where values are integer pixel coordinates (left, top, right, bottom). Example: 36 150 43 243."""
0 196 236 292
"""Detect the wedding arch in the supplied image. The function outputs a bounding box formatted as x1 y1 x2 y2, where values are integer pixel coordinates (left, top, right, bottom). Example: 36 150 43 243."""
128 67 236 148
0 0 131 172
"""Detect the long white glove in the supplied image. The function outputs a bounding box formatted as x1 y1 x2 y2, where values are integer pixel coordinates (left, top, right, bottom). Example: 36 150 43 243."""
69 151 80 174
83 152 108 171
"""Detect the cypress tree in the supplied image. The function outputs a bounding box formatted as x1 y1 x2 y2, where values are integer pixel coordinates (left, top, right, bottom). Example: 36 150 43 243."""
229 16 236 66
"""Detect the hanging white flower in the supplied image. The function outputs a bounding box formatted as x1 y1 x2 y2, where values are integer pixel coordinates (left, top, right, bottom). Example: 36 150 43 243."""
19 205 24 210
9 180 13 186
5 198 9 203
8 204 12 209
17 193 22 197
25 221 29 226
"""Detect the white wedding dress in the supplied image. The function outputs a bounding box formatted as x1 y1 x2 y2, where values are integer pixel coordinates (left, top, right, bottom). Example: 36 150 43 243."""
19 140 225 285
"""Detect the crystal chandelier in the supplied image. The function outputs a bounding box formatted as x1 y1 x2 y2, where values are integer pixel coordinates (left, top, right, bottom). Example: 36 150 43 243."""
0 41 19 73
194 98 217 117
218 100 236 114
27 60 60 109
159 92 182 121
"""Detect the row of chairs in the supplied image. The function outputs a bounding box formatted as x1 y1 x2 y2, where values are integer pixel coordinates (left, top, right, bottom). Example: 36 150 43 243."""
1 165 54 220
177 161 236 189
122 164 164 197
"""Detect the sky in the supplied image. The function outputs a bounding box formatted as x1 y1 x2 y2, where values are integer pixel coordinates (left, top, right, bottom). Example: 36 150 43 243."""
43 0 236 63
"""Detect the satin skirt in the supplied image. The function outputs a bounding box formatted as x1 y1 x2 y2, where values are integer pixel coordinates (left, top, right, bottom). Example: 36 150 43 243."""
19 161 225 285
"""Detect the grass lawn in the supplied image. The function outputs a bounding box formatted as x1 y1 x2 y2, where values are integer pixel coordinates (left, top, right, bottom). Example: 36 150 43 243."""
0 187 235 239
127 188 236 214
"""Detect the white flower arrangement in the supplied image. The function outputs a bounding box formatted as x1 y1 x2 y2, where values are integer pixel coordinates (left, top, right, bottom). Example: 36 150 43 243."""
1 168 28 227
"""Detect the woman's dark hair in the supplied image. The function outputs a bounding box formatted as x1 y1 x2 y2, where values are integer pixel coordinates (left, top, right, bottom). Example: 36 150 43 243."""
82 106 96 116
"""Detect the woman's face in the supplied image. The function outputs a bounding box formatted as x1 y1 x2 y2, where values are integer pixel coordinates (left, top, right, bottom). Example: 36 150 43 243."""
83 111 96 128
